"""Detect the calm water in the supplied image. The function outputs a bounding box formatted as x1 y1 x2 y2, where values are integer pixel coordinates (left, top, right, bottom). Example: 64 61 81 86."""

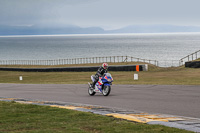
0 33 200 62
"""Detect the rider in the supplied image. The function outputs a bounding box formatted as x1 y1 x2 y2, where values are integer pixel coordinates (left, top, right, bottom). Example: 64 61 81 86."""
91 63 108 89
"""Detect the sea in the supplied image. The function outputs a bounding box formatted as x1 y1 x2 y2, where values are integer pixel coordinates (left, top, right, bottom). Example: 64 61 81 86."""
0 33 200 66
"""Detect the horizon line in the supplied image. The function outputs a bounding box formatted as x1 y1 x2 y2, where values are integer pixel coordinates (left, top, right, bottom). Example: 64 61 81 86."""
1 32 200 38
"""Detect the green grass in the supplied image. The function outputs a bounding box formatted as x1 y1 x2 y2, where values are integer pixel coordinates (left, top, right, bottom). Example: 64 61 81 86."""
114 67 200 85
0 101 192 133
194 58 200 61
0 63 200 85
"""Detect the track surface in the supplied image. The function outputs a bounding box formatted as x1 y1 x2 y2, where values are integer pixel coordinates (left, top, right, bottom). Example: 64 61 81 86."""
0 84 199 118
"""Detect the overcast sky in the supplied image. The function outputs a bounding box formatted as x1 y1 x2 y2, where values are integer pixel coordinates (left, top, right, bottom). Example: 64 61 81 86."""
0 0 200 30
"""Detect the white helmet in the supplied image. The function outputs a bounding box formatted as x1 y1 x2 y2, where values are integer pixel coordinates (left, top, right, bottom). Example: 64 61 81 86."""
102 63 108 70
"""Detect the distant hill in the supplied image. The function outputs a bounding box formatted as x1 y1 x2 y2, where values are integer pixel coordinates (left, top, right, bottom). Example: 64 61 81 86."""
0 24 105 35
1 24 200 35
107 25 200 33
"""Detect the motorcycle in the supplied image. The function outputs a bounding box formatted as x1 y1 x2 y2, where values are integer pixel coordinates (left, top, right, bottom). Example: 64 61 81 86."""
88 73 113 96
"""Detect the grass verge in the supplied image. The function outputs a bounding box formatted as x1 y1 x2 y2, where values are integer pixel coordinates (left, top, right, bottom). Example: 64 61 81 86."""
0 63 200 85
0 101 192 133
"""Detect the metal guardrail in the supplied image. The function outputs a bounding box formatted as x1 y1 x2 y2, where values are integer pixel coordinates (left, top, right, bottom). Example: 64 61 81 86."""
0 65 146 72
179 50 200 66
0 56 158 66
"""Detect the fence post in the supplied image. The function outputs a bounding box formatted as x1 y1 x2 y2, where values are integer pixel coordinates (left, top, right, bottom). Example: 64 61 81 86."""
196 52 197 60
192 54 193 61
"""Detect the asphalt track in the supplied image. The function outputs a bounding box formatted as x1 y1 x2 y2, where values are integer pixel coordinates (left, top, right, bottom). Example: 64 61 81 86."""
0 84 200 119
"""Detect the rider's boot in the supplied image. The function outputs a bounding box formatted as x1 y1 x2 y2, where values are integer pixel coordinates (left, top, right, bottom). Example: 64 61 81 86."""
91 82 95 89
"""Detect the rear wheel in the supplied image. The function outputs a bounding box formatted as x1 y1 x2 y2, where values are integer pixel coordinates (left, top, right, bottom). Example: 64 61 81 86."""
88 87 96 96
102 86 111 96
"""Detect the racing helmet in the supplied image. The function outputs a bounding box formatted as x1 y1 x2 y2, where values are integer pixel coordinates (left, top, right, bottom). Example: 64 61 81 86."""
102 63 108 70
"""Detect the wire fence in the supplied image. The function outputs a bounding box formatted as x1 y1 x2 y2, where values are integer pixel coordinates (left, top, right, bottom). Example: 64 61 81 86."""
0 56 158 66
1 51 199 67
179 50 200 66
157 60 180 67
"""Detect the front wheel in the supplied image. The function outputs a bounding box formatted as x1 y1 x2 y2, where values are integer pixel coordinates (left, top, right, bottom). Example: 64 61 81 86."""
88 87 96 96
102 85 111 96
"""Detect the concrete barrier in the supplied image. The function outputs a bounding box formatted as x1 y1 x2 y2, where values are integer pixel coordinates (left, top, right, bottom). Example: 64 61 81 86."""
185 61 200 68
0 65 147 72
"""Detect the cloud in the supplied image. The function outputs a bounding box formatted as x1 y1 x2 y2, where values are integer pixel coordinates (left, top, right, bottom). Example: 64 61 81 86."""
0 0 98 25
0 0 200 28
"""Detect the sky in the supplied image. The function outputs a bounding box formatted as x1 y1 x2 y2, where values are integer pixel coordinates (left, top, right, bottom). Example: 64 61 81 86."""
0 0 200 30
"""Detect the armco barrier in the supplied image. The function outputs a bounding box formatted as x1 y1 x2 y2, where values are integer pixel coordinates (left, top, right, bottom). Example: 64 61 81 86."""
185 61 200 68
0 65 146 72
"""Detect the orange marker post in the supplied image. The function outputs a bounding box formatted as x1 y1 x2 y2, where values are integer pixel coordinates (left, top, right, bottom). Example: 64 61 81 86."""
136 65 139 72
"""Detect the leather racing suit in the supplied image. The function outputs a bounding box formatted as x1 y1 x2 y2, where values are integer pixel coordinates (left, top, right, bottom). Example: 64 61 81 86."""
91 66 108 88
